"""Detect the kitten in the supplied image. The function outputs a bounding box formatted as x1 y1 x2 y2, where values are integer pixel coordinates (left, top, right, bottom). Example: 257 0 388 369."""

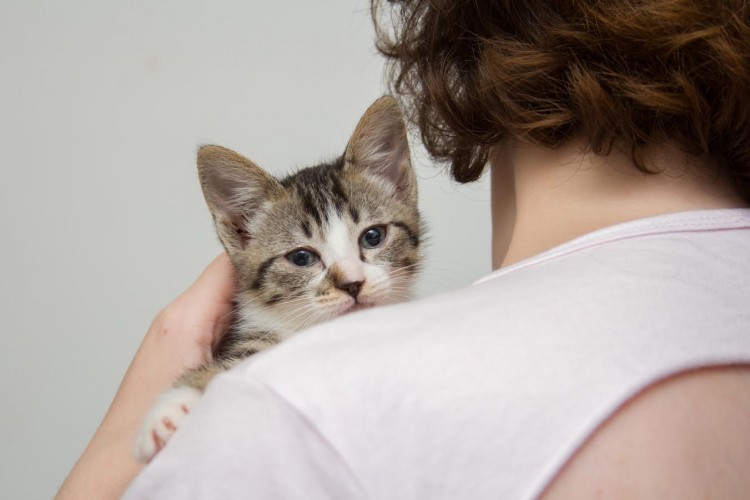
134 96 422 462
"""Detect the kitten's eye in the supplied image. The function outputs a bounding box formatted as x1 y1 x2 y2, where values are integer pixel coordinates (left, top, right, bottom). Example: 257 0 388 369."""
286 249 319 267
360 226 386 249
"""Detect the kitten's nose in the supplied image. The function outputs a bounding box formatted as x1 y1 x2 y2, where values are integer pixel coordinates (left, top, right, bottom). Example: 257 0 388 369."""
337 280 363 299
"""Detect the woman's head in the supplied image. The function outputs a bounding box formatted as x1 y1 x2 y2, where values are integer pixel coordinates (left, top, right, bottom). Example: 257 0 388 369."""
373 0 750 198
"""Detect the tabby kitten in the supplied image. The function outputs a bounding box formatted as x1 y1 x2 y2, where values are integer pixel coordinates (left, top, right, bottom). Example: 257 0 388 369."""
135 96 422 462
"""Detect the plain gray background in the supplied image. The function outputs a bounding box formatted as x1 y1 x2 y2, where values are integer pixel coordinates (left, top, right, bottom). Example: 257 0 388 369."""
0 1 491 497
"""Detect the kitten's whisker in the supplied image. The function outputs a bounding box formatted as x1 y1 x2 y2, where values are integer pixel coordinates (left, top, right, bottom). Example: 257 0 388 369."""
371 266 421 285
376 285 414 296
390 262 423 272
273 304 319 325
296 307 328 332
378 281 413 291
366 274 410 291
268 295 314 308
276 303 320 325
388 261 472 289
384 266 422 279
387 293 411 303
366 287 414 303
281 300 340 329
391 263 422 272
242 329 279 353
367 276 416 295
248 330 273 345
368 281 412 295
390 265 467 288
302 310 327 330
367 283 414 297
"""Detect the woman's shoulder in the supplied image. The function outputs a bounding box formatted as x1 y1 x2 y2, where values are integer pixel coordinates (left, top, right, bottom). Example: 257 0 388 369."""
542 365 750 499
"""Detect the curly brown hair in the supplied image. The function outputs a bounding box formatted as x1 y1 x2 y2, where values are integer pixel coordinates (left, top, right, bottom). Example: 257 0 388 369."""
372 0 750 196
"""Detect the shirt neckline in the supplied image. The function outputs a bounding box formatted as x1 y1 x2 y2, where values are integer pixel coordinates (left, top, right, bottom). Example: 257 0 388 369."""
475 208 750 285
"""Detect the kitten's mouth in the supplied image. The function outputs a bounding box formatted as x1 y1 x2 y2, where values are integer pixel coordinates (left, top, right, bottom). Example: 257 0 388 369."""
343 302 374 315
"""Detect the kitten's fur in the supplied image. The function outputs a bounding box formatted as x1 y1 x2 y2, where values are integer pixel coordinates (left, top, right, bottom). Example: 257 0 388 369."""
135 96 422 462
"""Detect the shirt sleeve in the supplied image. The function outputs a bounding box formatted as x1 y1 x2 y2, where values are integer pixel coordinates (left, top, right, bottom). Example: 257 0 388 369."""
123 371 367 500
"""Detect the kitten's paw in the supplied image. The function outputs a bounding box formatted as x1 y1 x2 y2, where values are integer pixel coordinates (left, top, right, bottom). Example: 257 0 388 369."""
134 386 202 462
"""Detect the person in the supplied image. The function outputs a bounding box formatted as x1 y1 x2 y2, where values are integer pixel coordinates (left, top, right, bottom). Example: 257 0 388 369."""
56 254 236 499
58 1 750 498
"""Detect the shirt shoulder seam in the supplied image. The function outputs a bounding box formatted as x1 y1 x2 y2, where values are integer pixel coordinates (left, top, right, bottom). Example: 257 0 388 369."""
225 371 372 500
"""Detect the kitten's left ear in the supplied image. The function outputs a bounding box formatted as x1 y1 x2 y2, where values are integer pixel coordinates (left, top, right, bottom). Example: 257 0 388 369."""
197 145 283 253
344 96 416 204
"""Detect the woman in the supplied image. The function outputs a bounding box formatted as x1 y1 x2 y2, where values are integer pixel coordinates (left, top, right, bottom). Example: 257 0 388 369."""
59 1 750 498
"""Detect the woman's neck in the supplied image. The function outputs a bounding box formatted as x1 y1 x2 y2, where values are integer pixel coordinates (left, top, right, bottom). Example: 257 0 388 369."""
491 140 748 269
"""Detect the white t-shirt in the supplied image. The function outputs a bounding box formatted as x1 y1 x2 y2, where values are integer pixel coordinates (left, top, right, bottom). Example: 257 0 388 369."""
125 209 750 500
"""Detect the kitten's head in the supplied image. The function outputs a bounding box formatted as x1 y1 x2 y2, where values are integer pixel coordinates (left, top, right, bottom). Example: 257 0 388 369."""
197 97 422 338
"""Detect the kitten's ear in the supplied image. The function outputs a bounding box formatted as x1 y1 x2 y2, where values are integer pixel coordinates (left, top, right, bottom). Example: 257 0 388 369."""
344 96 416 204
197 145 283 252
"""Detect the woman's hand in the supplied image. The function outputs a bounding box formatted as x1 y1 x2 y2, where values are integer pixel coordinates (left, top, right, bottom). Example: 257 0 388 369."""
56 253 235 499
150 252 236 369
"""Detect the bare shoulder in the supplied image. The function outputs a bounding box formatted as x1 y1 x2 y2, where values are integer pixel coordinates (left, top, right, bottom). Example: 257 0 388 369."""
541 366 750 500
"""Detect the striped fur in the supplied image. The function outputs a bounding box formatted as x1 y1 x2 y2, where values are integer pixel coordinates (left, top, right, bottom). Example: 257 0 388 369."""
135 97 422 462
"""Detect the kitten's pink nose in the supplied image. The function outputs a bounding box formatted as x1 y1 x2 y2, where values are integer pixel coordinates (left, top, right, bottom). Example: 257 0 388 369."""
331 259 365 298
337 280 363 299
335 259 365 283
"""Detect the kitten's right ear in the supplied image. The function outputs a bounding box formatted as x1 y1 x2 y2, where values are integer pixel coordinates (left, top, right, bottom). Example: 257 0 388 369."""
197 145 283 252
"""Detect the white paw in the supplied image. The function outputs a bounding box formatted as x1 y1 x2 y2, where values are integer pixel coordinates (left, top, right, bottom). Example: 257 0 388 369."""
134 386 202 462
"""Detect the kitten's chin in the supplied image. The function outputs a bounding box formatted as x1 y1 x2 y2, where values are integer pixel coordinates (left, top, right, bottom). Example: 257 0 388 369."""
326 300 375 320
344 303 375 315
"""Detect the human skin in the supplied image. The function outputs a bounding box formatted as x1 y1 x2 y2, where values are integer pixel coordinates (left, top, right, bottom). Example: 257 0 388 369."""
55 253 235 500
490 139 747 268
490 140 750 499
58 140 750 499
